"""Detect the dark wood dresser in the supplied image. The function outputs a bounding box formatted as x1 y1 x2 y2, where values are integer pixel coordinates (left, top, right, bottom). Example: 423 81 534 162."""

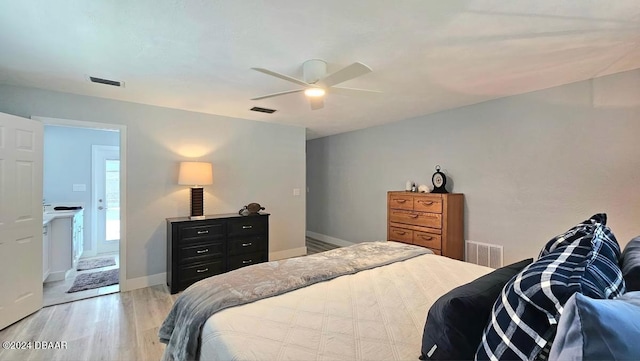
387 191 464 260
166 212 269 293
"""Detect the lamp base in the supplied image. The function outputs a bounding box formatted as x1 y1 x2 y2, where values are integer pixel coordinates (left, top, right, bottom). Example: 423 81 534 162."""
190 187 205 218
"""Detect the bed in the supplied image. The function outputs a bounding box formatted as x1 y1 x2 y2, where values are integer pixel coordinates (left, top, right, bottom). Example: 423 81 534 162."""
199 250 491 361
160 216 640 361
159 241 492 361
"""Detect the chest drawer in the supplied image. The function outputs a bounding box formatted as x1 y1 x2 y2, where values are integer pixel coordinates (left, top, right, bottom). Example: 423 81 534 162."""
228 236 267 256
389 210 442 228
228 217 267 237
179 259 225 284
178 222 225 243
388 226 413 244
388 194 413 210
413 231 442 250
413 197 442 213
228 252 268 271
179 241 224 263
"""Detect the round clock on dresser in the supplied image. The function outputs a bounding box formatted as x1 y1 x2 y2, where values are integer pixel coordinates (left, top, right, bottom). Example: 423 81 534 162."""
431 165 449 193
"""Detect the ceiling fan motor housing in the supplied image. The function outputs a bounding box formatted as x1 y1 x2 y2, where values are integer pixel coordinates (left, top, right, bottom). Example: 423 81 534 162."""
303 59 327 84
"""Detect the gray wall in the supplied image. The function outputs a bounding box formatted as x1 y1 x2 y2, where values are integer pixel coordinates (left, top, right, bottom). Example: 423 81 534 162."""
0 84 306 281
307 69 640 264
44 125 120 253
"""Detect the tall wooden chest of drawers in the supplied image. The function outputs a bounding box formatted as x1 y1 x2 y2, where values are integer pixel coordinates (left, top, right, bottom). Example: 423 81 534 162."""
387 192 464 260
166 213 269 293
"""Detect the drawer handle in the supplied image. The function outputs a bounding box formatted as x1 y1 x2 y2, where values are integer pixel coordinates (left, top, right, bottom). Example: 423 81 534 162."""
420 235 433 241
394 230 407 235
242 242 253 247
418 201 434 205
197 230 209 235
242 225 253 229
242 260 253 265
394 199 407 203
196 248 209 254
196 268 209 273
409 214 419 218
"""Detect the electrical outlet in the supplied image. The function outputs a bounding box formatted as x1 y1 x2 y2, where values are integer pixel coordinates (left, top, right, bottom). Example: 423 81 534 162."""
293 188 301 196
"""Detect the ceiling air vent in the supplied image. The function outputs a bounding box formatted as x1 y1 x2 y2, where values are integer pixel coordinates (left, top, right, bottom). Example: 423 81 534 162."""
250 106 276 114
89 76 123 87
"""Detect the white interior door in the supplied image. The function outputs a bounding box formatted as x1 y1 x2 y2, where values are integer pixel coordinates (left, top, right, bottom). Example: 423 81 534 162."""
92 145 120 254
0 112 43 330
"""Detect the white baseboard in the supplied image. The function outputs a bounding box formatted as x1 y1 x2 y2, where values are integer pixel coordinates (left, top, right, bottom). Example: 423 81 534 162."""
269 247 307 261
121 272 166 292
306 231 356 248
45 269 72 283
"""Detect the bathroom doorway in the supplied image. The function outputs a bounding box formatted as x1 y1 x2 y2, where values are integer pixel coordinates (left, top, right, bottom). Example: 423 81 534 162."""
37 117 126 306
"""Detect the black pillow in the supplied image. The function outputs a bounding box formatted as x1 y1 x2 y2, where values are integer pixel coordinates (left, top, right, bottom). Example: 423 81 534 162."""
622 236 640 291
419 258 533 360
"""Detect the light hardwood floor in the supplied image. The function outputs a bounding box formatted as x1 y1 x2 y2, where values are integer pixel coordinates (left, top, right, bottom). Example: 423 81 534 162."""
0 285 176 361
1 240 341 361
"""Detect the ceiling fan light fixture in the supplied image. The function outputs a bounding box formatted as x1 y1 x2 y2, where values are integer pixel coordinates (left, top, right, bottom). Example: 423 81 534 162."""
304 88 325 97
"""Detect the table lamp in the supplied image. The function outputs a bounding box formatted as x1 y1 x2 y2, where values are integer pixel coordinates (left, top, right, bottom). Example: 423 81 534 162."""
178 161 213 220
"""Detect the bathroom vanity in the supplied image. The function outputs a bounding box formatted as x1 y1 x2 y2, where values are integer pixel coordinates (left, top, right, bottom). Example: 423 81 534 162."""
43 209 84 282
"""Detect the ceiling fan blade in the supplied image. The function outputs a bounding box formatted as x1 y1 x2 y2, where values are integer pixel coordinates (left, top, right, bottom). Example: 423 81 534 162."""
251 89 304 100
309 97 324 110
329 86 382 96
251 68 310 87
320 62 372 87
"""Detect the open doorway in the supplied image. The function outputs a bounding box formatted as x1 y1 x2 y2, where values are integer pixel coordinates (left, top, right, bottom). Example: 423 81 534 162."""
37 117 126 306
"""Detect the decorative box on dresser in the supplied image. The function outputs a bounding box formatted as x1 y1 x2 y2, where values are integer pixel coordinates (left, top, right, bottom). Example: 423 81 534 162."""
166 213 269 294
387 191 464 260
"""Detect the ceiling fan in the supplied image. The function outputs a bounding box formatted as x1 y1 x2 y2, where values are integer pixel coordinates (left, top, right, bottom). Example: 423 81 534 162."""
250 59 380 110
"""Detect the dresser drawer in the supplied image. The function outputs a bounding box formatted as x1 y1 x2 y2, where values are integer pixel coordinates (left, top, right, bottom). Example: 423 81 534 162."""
389 210 442 228
413 197 442 213
228 217 267 237
178 222 225 242
179 241 225 263
388 194 413 210
179 259 225 283
228 252 267 271
228 236 267 256
388 227 413 244
413 232 442 250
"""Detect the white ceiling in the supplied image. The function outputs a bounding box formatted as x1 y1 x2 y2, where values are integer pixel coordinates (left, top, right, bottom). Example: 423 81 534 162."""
0 1 639 139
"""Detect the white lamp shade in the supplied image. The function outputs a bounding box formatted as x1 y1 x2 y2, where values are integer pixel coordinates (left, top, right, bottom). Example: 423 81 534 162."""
178 161 213 186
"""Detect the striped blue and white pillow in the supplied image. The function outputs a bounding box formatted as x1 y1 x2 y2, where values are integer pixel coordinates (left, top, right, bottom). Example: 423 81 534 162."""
538 213 607 258
475 214 625 361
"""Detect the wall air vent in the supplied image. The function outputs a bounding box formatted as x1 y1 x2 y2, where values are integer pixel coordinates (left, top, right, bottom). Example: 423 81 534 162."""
89 76 123 87
250 106 276 114
465 240 504 269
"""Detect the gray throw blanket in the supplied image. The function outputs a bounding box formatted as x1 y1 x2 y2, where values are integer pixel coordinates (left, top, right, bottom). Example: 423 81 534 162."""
159 241 430 361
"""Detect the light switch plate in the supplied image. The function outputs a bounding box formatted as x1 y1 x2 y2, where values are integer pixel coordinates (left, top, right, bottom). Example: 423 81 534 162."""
73 184 87 192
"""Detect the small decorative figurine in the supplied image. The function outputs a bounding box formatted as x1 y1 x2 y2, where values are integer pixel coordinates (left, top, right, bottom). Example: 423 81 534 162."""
238 202 265 216
418 184 430 193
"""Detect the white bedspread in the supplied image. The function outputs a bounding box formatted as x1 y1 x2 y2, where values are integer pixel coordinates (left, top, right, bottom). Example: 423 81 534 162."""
199 254 492 361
